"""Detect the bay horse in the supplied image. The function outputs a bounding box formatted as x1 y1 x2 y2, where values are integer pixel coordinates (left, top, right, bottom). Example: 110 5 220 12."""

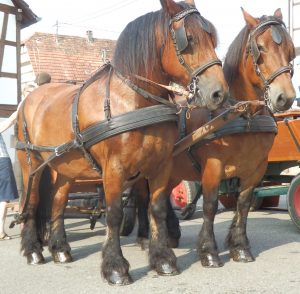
15 0 228 285
135 8 296 266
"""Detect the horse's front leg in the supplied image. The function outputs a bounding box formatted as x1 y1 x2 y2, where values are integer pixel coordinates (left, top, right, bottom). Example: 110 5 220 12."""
48 173 74 263
198 166 223 267
148 163 179 276
226 185 255 263
226 159 268 263
101 171 132 286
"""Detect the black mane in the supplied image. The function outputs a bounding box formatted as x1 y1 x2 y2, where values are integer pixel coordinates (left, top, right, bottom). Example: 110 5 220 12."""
112 2 218 80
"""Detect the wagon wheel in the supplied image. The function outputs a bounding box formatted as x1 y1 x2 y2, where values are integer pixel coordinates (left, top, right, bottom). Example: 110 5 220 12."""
287 175 300 231
170 181 200 220
120 188 136 236
250 181 281 211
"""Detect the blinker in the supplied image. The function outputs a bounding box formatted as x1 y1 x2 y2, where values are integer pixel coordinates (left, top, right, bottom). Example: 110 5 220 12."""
271 25 282 44
199 17 211 34
250 38 260 64
175 25 189 52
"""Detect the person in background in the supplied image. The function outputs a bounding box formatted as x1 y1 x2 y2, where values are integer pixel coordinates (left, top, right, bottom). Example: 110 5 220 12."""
0 131 18 240
34 72 51 86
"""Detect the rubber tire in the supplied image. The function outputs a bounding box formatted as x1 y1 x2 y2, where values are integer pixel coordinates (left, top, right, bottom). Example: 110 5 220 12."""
119 195 136 237
287 175 300 231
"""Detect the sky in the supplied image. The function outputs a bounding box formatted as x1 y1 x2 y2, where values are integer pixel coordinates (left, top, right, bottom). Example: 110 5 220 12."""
21 0 300 96
22 0 292 57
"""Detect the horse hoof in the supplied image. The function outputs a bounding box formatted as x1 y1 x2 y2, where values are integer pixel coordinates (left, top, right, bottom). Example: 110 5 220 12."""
27 252 45 265
200 254 224 267
156 263 179 276
230 249 255 262
53 251 73 263
107 271 133 286
167 237 179 248
136 237 149 250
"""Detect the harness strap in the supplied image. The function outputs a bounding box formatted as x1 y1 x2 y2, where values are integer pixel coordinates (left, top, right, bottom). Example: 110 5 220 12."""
263 64 294 86
114 70 176 107
104 66 113 120
191 59 222 78
193 115 277 150
177 105 277 174
81 105 178 149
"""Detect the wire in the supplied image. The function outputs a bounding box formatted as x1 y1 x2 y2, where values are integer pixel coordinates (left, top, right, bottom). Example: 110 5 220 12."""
73 0 140 24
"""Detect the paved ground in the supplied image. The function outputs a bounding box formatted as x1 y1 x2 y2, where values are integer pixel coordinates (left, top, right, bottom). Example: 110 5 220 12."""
1 198 300 294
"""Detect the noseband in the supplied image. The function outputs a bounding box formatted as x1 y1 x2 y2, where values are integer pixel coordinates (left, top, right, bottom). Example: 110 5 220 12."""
169 8 222 103
246 18 294 109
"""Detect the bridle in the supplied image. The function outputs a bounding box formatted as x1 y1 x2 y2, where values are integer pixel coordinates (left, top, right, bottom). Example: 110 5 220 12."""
169 7 222 104
246 18 294 110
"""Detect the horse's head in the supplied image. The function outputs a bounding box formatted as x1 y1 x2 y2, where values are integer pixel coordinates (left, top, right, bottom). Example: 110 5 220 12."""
113 0 228 110
228 8 296 113
159 0 228 110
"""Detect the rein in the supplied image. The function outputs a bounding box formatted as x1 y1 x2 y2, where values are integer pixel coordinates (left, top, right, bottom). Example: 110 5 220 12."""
246 18 294 110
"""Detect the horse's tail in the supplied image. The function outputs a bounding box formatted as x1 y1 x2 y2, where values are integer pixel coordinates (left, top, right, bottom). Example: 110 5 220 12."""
36 165 54 245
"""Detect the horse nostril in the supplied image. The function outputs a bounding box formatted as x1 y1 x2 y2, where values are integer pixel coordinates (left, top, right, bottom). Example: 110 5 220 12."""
211 89 224 105
276 93 287 108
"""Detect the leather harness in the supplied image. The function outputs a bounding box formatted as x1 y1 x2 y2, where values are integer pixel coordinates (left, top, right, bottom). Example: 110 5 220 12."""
178 105 278 173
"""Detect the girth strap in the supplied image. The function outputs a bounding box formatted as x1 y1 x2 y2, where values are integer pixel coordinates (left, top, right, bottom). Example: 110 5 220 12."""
16 105 178 166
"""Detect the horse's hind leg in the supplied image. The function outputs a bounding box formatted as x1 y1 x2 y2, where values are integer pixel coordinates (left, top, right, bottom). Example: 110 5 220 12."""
148 170 179 276
47 172 74 263
135 179 150 250
226 185 255 263
101 170 132 285
18 151 45 265
135 179 180 250
166 195 181 248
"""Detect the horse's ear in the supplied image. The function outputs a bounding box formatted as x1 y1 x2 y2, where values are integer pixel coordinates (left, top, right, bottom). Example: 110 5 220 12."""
274 8 283 20
241 7 259 28
160 0 182 16
185 0 196 6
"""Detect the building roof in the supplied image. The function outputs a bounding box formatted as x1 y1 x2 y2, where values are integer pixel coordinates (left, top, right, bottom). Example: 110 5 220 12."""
23 32 116 83
12 0 40 28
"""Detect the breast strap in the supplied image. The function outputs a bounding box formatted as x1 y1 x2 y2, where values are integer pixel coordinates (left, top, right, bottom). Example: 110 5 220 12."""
178 114 278 174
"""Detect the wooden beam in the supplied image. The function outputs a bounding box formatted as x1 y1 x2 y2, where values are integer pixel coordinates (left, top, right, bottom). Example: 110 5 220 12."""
0 4 18 15
2 40 17 47
0 72 18 78
0 12 8 71
16 16 21 104
0 104 17 118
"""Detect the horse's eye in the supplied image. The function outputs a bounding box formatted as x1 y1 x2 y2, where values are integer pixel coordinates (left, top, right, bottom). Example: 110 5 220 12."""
257 44 265 52
187 35 194 46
